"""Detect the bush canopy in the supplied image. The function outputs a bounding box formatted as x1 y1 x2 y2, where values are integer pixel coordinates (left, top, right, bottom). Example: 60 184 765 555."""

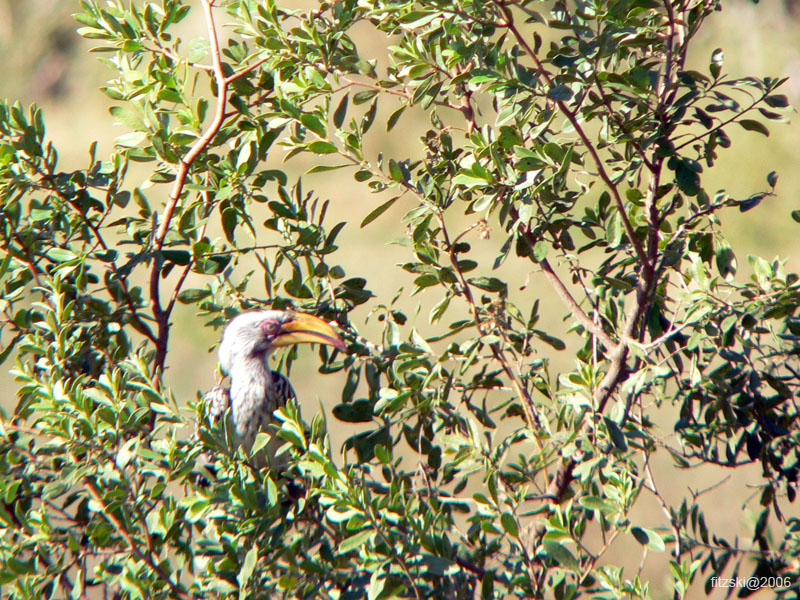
0 0 798 598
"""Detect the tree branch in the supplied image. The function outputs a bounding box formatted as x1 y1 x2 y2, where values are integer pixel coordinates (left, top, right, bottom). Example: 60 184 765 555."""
515 215 616 349
149 0 228 374
441 214 546 440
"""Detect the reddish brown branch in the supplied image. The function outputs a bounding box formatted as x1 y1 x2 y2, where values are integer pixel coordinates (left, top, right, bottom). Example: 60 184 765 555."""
491 2 666 505
149 0 228 374
509 205 615 350
165 189 216 318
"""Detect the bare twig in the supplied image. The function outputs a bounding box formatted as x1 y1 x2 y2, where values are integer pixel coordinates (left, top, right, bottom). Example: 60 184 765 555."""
225 57 270 84
578 529 621 586
642 457 683 600
516 223 615 349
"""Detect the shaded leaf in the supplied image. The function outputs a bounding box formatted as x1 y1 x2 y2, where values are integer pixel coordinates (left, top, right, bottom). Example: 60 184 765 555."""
547 85 573 101
738 119 769 136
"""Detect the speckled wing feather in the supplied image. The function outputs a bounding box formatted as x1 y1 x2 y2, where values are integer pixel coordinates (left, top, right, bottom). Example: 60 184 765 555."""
204 384 232 427
192 385 232 485
269 371 296 411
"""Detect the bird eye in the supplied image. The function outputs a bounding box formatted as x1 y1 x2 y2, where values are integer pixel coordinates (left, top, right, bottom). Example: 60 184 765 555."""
259 320 281 339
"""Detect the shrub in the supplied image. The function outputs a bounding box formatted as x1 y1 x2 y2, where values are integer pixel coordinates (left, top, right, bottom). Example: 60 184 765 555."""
0 1 797 598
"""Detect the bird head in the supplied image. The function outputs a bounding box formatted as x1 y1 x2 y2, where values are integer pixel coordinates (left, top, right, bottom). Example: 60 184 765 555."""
218 310 346 374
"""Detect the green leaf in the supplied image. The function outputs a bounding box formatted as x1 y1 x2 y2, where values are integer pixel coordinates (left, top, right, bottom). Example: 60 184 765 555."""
410 328 433 353
354 169 372 182
374 444 391 464
308 141 338 154
532 330 566 350
339 529 374 553
266 477 278 507
481 571 495 599
547 84 573 101
605 212 623 246
238 545 259 594
738 193 765 212
307 163 348 174
344 427 389 462
250 431 273 456
429 294 451 323
543 541 579 571
604 417 628 451
362 99 378 133
300 113 327 137
738 119 769 136
453 172 490 188
388 159 405 182
470 277 507 294
333 94 349 128
670 157 701 196
764 94 789 108
631 526 666 552
533 241 548 262
115 131 148 147
332 399 374 423
714 237 737 278
177 289 211 304
361 196 398 228
222 207 237 242
767 171 778 188
579 496 617 514
161 250 191 265
109 106 146 131
386 105 406 131
501 513 519 538
368 566 387 600
709 48 723 78
46 248 78 263
353 89 379 104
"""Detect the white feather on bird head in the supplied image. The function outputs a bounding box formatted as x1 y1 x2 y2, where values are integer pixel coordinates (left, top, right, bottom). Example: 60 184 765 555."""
218 310 346 374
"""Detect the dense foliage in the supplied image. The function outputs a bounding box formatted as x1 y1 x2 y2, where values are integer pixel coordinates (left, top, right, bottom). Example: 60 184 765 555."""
0 0 798 598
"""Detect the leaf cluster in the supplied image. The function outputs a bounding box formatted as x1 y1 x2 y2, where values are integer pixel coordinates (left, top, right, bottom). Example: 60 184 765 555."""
0 1 798 599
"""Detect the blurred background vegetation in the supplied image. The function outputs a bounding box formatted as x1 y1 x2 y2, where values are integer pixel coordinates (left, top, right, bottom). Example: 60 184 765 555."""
0 1 798 596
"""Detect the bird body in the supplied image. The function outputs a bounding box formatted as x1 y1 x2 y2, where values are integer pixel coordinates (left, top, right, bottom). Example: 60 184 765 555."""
201 310 345 472
203 371 294 469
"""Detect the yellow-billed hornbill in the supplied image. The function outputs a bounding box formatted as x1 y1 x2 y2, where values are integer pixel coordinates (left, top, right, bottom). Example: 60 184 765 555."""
202 310 345 471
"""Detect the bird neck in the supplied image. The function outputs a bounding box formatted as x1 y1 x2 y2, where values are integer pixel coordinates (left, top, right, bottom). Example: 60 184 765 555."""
227 351 278 446
229 351 274 398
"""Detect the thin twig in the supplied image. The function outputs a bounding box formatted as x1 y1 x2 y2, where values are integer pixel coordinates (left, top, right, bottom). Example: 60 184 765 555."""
642 457 683 600
85 481 187 598
441 214 546 443
225 57 270 84
165 187 215 318
494 1 650 270
525 244 614 349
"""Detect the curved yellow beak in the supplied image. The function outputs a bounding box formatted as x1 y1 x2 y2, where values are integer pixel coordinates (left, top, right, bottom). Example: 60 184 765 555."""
272 312 347 352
